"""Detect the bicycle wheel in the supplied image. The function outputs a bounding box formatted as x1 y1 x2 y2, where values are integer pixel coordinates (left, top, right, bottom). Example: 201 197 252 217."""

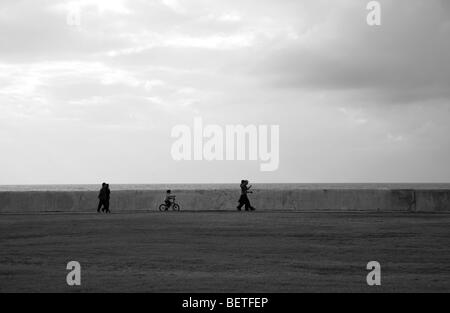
158 204 168 212
173 203 180 211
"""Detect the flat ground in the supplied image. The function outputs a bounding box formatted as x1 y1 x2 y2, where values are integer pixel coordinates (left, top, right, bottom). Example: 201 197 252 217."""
1 211 449 292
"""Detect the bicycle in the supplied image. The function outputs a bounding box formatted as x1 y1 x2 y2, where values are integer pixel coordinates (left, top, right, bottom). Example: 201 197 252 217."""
158 198 181 211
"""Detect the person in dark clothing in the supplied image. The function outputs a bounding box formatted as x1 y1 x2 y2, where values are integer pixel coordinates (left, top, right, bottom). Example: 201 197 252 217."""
97 183 110 213
103 184 111 213
164 189 176 210
237 180 255 211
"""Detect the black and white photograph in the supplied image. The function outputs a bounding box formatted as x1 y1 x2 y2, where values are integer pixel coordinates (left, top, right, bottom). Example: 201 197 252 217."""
1 0 450 302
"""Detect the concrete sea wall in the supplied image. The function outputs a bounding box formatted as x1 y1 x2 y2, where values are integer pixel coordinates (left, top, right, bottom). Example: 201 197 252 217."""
0 189 449 213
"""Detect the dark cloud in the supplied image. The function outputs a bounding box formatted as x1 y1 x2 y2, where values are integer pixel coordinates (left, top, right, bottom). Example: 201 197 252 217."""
247 0 450 104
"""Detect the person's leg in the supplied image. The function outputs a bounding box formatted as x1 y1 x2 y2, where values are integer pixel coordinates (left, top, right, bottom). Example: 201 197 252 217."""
249 199 255 211
104 201 110 213
244 196 250 211
237 195 244 210
97 200 103 213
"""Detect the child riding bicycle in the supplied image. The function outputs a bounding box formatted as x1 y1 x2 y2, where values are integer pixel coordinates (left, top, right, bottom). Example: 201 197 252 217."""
164 189 176 209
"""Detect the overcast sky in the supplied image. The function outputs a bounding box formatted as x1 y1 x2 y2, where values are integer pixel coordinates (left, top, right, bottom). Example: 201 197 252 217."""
1 0 449 184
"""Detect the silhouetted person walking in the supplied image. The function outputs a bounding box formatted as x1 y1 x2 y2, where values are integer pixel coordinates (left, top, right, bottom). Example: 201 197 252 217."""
103 184 111 213
237 180 255 211
97 183 110 213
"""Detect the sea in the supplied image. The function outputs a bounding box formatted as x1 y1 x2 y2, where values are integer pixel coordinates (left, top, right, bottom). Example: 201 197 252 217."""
0 183 449 192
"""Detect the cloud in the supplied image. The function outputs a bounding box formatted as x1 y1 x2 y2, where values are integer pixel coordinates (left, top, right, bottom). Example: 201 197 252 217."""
1 0 450 183
160 0 186 14
248 0 450 104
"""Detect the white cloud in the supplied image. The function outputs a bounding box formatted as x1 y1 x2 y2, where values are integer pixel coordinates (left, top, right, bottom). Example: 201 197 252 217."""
100 70 141 87
54 0 131 15
103 31 256 57
388 133 405 143
160 0 186 14
144 80 166 90
338 107 369 126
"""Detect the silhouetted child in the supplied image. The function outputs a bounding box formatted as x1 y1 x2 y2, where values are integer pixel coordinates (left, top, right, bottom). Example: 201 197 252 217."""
165 190 176 210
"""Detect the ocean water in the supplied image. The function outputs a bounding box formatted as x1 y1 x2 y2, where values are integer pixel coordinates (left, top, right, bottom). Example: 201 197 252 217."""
0 183 449 192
